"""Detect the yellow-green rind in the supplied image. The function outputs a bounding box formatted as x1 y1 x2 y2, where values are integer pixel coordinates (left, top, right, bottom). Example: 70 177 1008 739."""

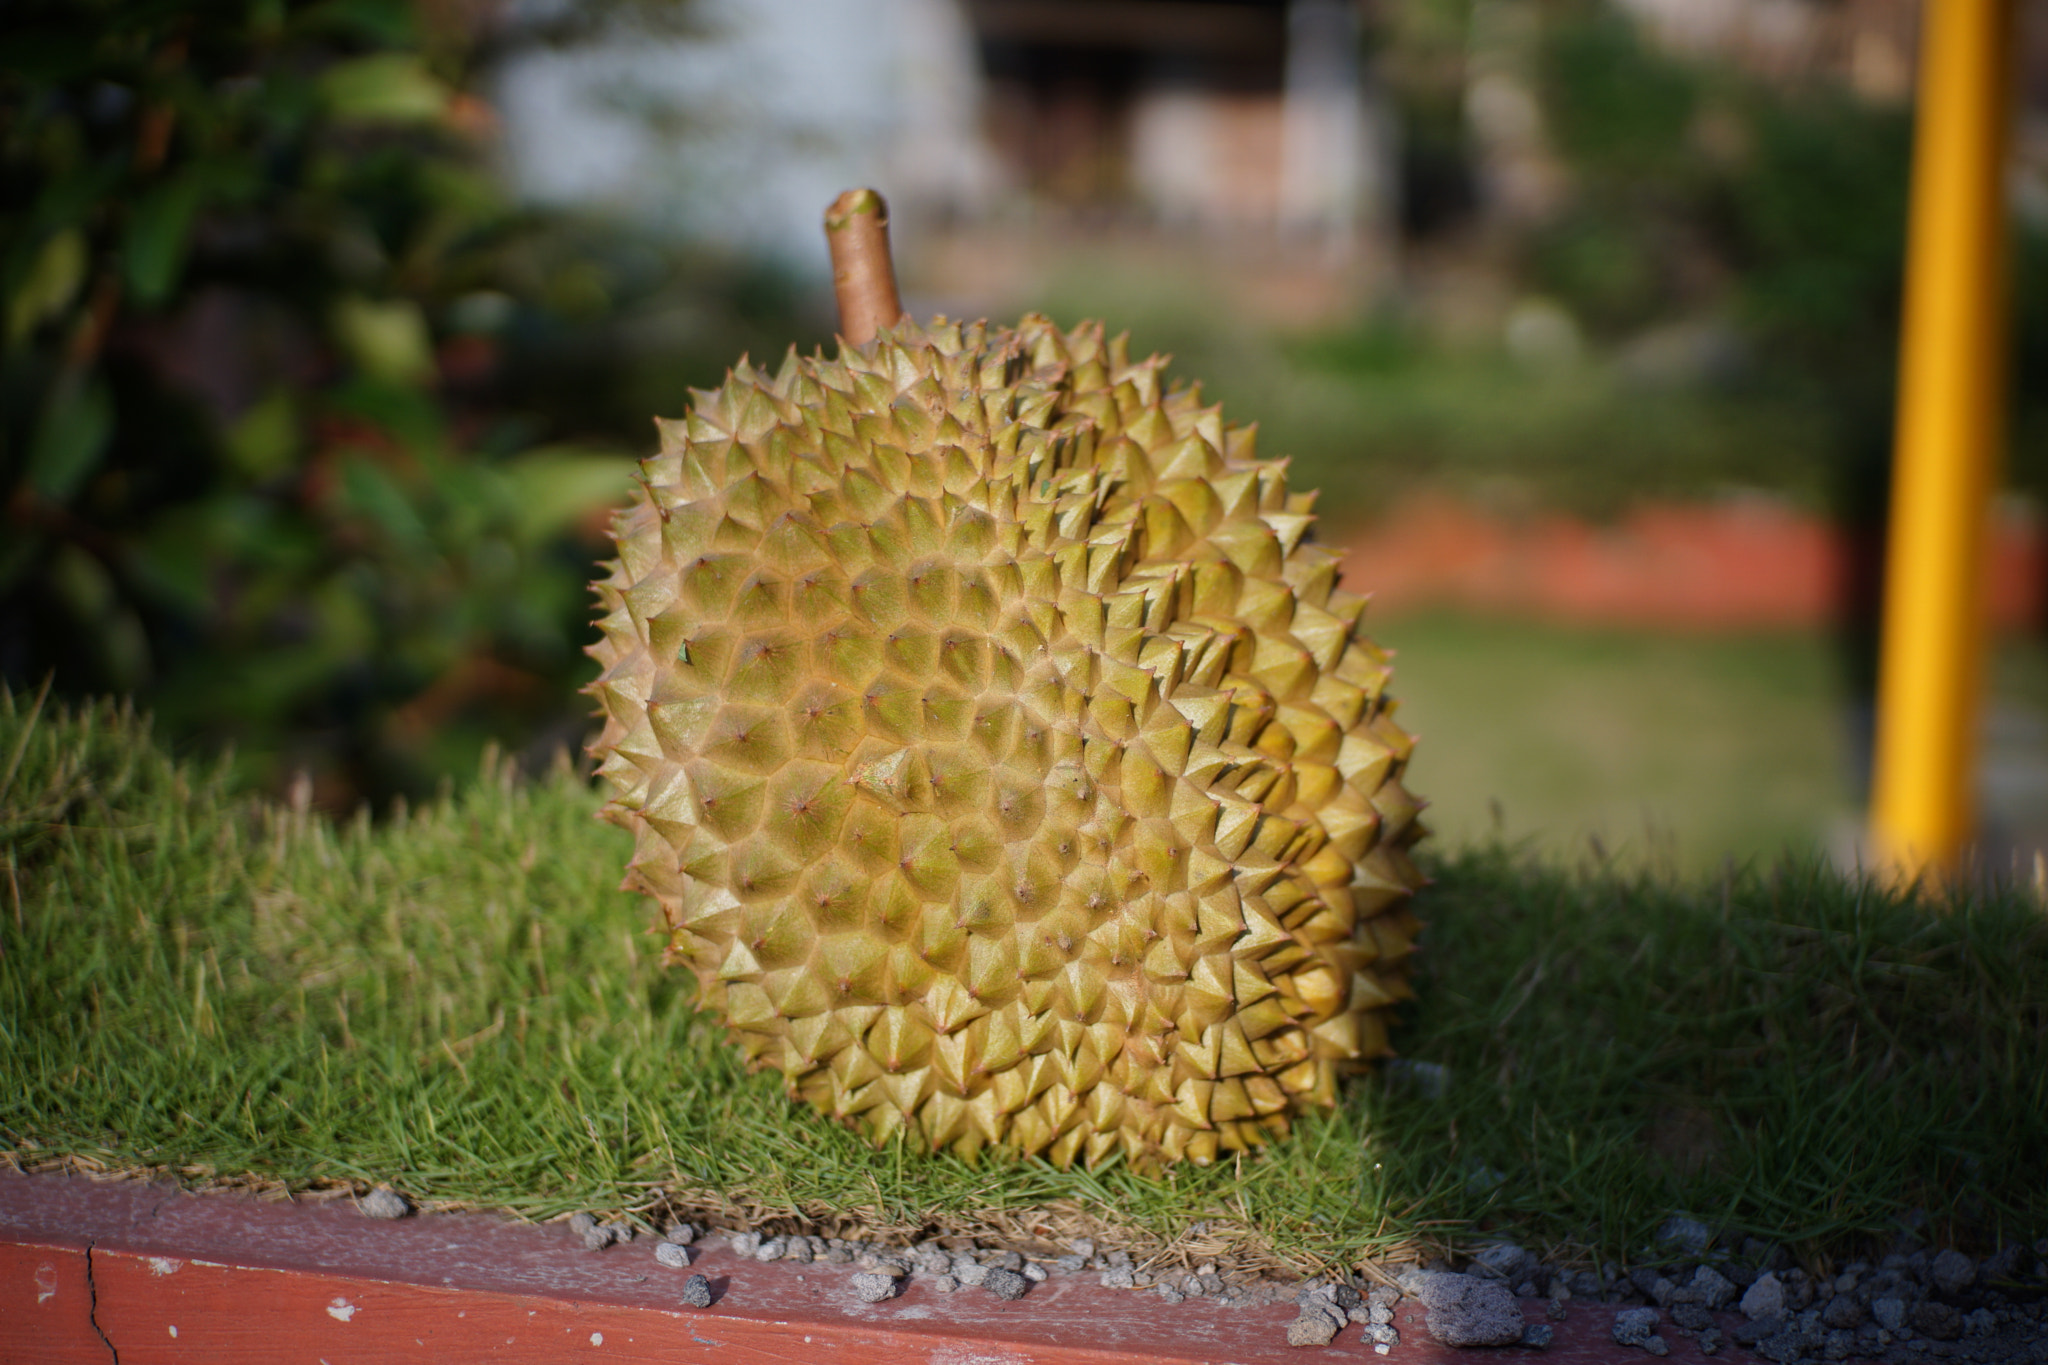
586 315 1423 1168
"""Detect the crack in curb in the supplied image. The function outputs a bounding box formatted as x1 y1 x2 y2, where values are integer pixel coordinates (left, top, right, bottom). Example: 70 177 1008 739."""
83 1239 119 1363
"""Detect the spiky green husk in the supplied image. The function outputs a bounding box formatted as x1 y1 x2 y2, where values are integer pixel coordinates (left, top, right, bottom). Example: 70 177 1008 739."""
587 314 1423 1168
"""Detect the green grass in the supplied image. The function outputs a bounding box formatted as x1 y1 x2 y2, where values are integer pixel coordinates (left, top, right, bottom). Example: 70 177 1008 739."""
1376 615 1857 871
4 689 2044 1275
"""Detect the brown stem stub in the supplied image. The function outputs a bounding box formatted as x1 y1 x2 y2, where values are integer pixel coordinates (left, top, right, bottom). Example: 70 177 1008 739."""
826 188 904 348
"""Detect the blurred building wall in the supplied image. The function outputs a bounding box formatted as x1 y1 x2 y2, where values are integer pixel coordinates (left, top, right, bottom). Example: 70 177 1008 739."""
493 0 998 260
493 0 1398 276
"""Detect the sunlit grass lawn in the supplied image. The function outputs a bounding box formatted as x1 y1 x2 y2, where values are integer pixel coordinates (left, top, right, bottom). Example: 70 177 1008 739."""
1373 613 2048 875
4 688 2043 1277
1375 614 1858 872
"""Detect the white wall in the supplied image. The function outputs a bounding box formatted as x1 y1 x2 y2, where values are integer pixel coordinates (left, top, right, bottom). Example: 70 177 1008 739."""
494 0 999 265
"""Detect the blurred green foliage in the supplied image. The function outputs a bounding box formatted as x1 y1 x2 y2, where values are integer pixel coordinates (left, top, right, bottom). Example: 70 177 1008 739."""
1534 5 1917 407
1363 0 2048 514
0 0 816 806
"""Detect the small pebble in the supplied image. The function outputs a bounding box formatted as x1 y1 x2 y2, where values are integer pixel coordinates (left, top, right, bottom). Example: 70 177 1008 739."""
1521 1323 1555 1350
1689 1264 1736 1310
730 1231 760 1257
931 1274 959 1294
1100 1266 1135 1290
851 1272 900 1304
954 1262 989 1287
1287 1313 1340 1347
663 1222 698 1246
567 1212 613 1252
1656 1216 1715 1255
679 1273 713 1308
1930 1248 1976 1296
983 1268 1029 1301
1613 1307 1662 1348
1546 1299 1568 1323
1914 1301 1962 1341
1738 1271 1785 1322
1821 1294 1865 1330
1672 1303 1715 1332
755 1237 787 1262
654 1241 692 1269
1155 1284 1185 1305
1474 1242 1539 1285
1418 1273 1524 1347
1022 1263 1047 1282
359 1188 411 1220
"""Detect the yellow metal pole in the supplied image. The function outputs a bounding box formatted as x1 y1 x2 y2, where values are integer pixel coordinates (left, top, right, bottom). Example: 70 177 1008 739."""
1871 0 2016 880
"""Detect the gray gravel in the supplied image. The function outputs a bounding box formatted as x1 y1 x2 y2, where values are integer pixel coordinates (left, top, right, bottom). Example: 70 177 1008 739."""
567 1210 612 1251
1286 1311 1340 1347
679 1273 712 1309
614 1203 2045 1365
1743 1272 1788 1321
1535 1234 2048 1365
1417 1272 1525 1347
850 1271 900 1303
358 1187 410 1220
982 1267 1030 1301
1614 1306 1663 1348
1933 1249 1978 1296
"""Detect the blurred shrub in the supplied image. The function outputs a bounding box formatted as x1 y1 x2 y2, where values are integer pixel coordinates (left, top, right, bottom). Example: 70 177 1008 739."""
0 0 813 806
1360 1 2048 520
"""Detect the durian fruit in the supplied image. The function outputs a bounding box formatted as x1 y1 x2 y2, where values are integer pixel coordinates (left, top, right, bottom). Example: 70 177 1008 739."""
587 313 1424 1169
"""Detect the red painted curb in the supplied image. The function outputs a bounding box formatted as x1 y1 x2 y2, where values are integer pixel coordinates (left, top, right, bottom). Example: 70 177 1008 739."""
1333 494 2045 631
0 1171 1756 1364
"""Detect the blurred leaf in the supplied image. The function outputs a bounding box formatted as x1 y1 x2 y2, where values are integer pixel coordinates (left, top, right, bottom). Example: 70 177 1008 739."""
331 375 445 448
122 174 205 306
49 543 150 689
312 576 376 657
0 26 100 81
224 388 299 481
307 0 419 47
7 229 87 343
337 454 432 553
318 53 448 125
500 447 638 544
27 375 113 504
332 295 435 386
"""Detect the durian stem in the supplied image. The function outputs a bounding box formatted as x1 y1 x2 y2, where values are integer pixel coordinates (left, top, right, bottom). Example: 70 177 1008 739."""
825 188 904 347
